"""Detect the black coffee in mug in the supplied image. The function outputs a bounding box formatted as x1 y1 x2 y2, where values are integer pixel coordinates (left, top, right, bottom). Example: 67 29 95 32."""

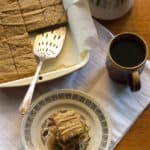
110 34 146 67
106 32 148 92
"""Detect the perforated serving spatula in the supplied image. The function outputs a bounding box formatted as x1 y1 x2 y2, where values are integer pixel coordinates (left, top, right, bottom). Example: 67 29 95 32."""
19 27 66 115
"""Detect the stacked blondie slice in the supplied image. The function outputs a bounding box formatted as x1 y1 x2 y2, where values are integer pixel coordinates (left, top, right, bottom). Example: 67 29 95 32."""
0 0 67 83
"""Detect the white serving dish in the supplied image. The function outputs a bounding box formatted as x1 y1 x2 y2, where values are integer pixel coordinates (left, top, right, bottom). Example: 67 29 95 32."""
0 27 89 88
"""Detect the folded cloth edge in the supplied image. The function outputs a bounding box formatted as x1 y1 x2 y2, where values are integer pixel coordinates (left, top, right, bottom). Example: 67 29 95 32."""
63 0 101 53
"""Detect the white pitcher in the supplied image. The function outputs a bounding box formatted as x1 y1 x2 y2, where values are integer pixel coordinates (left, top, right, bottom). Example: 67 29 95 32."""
89 0 134 20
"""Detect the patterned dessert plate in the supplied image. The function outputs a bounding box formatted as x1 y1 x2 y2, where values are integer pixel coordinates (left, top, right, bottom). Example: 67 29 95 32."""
21 89 111 150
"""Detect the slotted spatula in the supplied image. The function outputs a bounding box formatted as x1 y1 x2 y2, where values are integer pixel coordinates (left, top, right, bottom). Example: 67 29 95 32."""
19 27 66 115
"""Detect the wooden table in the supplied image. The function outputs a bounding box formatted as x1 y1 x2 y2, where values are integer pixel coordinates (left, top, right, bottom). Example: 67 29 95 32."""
101 0 150 149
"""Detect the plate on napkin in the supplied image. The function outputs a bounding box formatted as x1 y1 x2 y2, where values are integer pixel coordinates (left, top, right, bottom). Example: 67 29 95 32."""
21 89 111 150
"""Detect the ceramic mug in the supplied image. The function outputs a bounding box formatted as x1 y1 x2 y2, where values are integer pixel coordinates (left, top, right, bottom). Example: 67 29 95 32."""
89 0 134 20
106 33 148 91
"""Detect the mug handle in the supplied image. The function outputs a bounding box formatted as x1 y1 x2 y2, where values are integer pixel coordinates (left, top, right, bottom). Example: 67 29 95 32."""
129 71 141 91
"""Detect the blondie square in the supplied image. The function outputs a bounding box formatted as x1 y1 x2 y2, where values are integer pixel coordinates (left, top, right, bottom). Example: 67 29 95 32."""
5 33 33 57
22 9 46 32
18 0 41 13
0 1 20 15
0 14 26 37
43 4 67 27
0 58 18 83
0 41 12 60
39 0 62 8
14 53 37 77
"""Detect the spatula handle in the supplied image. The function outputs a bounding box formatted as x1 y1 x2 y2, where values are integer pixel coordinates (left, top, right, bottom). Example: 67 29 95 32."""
19 60 44 115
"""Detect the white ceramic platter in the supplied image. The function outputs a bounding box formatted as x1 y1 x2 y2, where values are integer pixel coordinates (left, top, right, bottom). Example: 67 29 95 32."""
21 89 111 150
0 27 89 88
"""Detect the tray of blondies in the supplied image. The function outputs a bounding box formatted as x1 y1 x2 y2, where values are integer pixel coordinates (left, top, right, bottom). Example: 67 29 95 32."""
0 0 89 88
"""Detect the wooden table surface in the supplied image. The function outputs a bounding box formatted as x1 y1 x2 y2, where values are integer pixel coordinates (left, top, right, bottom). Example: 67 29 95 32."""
101 0 150 149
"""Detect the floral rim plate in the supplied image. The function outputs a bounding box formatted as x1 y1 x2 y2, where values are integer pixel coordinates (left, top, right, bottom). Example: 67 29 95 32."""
21 89 112 150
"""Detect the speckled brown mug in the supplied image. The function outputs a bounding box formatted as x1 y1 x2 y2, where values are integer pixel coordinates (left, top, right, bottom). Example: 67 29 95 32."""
106 32 148 91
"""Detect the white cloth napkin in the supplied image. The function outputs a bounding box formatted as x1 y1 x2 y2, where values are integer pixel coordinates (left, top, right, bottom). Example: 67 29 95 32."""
63 0 100 53
0 0 150 150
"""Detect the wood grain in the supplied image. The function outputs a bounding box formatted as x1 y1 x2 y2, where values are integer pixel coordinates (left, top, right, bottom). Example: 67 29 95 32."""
100 0 150 149
101 0 150 60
